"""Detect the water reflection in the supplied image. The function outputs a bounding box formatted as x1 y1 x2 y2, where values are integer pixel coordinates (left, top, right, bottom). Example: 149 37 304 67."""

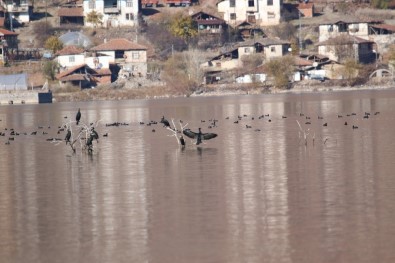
1 91 395 262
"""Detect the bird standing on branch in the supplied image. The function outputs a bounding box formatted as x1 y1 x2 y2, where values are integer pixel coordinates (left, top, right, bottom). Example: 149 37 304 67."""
183 128 217 145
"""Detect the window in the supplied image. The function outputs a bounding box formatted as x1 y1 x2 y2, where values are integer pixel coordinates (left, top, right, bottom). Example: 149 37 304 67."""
230 0 235 7
69 56 75 62
267 0 273 6
244 47 250 53
267 12 275 18
126 0 133 7
248 0 254 7
328 25 333 32
132 52 140 59
126 13 134 20
270 46 275 52
338 23 348 32
89 0 95 9
230 13 236 20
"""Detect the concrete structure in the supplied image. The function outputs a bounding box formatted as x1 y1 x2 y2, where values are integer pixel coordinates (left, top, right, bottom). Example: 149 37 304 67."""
56 45 86 69
83 0 139 28
217 0 282 27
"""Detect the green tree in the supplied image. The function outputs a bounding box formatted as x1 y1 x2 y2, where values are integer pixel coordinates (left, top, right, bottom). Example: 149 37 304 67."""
169 15 198 44
44 36 63 54
43 60 58 81
265 56 295 89
86 10 103 28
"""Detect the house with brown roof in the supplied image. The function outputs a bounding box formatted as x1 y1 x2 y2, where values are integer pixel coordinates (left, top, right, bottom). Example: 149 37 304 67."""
201 37 289 79
316 35 376 64
56 64 111 88
90 38 148 78
56 45 86 68
191 11 227 35
59 0 84 25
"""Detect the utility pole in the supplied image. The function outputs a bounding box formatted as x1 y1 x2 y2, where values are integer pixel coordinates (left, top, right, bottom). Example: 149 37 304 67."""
298 10 302 55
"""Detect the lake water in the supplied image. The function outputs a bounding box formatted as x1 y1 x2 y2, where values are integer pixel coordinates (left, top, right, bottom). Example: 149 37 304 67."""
1 90 395 263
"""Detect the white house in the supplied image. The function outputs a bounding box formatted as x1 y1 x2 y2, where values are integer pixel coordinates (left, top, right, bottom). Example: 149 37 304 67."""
217 0 282 27
90 38 148 77
56 45 86 69
2 0 31 24
83 0 139 28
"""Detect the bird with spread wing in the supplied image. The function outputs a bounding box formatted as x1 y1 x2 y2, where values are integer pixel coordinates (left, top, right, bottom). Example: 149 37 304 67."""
183 128 217 145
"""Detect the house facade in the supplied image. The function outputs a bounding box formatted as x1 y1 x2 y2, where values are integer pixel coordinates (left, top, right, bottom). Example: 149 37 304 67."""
217 0 282 27
56 45 86 69
201 38 289 73
191 11 226 35
83 0 139 28
317 35 375 64
1 0 31 25
90 38 147 78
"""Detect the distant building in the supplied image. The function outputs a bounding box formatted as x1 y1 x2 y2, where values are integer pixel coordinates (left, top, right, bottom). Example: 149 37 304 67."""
217 0 282 27
0 72 28 90
58 0 84 26
90 38 148 78
1 0 32 25
83 0 139 28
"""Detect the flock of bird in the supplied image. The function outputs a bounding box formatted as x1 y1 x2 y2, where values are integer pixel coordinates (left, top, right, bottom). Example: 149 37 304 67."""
0 106 383 150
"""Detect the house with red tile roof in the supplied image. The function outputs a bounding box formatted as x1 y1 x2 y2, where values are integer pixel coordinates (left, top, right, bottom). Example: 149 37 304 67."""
56 45 86 68
91 38 148 78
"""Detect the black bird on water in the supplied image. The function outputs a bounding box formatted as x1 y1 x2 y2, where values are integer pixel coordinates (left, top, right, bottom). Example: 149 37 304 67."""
179 135 185 146
160 116 171 128
183 128 217 145
65 129 71 144
76 108 81 125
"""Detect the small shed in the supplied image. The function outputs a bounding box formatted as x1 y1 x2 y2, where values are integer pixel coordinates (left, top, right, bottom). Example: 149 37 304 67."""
0 73 28 91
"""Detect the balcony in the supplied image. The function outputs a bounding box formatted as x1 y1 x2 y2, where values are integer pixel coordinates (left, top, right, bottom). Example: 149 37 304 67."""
10 5 29 12
104 5 120 14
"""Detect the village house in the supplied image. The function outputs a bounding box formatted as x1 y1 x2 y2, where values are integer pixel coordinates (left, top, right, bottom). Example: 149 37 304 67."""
316 35 376 64
0 0 31 26
56 45 86 69
58 0 84 26
235 21 265 40
55 64 112 88
217 0 282 27
318 17 381 42
90 38 148 78
191 11 227 35
0 28 17 63
83 0 139 28
201 37 289 82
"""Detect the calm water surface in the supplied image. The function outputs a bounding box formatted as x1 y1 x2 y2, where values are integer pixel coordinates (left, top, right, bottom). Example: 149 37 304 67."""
1 90 395 263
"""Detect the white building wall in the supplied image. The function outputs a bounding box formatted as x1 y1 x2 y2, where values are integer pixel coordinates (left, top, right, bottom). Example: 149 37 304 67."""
83 0 139 28
218 0 281 27
57 54 86 68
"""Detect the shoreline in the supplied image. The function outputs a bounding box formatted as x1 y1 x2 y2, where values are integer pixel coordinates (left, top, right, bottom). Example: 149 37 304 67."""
51 83 395 102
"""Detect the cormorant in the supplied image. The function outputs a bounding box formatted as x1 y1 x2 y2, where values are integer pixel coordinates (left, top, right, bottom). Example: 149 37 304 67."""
76 108 81 125
179 135 185 146
183 128 217 145
90 127 99 142
160 116 171 129
65 129 71 144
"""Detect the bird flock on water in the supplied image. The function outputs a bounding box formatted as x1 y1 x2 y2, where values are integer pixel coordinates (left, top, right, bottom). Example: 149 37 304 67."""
0 107 382 152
